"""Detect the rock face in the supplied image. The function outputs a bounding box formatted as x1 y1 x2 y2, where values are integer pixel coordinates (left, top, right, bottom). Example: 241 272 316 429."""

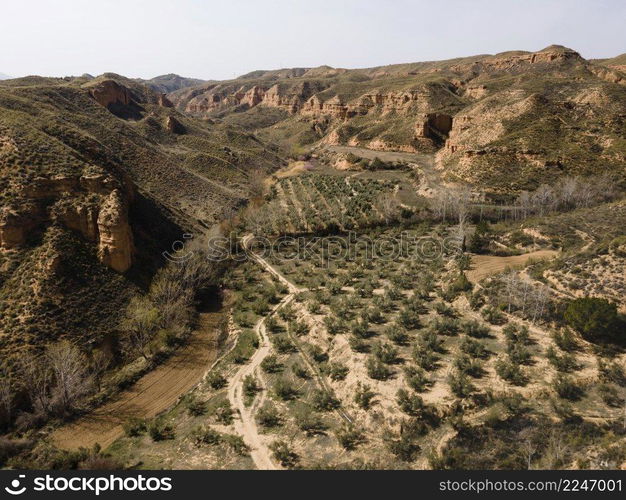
89 80 132 108
0 173 134 272
97 190 133 273
165 115 186 134
158 93 174 107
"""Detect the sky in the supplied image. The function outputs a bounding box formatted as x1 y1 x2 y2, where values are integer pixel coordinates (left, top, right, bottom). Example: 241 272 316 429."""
1 0 624 81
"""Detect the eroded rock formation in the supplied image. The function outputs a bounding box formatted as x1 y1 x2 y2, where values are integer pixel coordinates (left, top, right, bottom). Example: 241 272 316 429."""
0 174 134 272
97 190 133 272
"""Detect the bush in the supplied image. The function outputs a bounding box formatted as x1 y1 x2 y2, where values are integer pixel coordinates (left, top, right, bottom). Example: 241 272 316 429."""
597 360 626 387
311 390 341 411
223 434 249 455
460 337 489 359
366 357 392 380
274 378 299 401
257 403 282 428
186 396 208 416
328 362 349 381
243 375 260 398
191 426 221 446
272 334 296 354
447 370 475 398
495 357 528 386
413 345 439 370
552 329 578 352
546 346 578 372
403 365 430 392
598 384 623 407
461 320 491 339
295 409 327 436
448 272 473 294
384 432 420 462
564 297 621 343
432 317 460 336
206 371 227 389
354 382 376 410
481 306 506 325
335 424 365 450
396 389 426 417
148 418 175 441
307 344 328 363
269 440 299 467
372 341 399 364
213 401 234 424
553 374 584 401
123 417 147 437
454 354 484 378
261 355 283 373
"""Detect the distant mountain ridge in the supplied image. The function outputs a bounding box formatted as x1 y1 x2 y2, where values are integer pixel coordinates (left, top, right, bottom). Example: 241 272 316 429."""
137 73 206 93
170 45 626 192
0 72 12 80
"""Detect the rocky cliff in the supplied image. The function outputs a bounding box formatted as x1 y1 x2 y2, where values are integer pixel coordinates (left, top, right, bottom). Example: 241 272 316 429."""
0 172 134 272
170 45 626 189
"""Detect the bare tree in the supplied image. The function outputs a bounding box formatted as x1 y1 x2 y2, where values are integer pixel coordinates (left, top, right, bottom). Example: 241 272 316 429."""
20 353 52 415
46 341 92 412
120 296 161 360
376 192 401 224
519 428 537 470
90 349 112 392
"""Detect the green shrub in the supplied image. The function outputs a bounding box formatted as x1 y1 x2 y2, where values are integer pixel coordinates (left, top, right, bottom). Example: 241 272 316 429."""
311 390 341 411
261 355 283 373
564 297 620 343
269 440 299 467
257 403 283 428
206 371 227 389
123 417 146 437
366 357 392 380
335 424 365 450
274 378 299 401
186 396 208 416
553 374 584 401
354 382 376 410
495 357 528 386
148 418 175 441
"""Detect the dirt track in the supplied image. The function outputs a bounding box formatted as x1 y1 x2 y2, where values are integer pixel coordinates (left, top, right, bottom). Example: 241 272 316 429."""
467 249 559 282
225 235 304 470
50 312 221 451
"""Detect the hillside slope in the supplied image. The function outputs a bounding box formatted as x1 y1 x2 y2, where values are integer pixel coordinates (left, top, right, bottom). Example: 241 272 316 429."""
171 46 626 192
0 73 283 358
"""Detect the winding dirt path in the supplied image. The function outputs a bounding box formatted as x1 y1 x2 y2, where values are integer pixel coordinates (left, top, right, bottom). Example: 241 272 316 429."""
50 312 222 451
226 235 304 470
227 293 294 470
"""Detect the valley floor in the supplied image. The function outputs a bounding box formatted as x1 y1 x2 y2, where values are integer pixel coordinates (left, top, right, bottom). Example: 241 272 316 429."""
50 311 222 451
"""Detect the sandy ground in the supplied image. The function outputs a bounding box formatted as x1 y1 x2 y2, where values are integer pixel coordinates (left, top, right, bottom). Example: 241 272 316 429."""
50 312 221 451
467 249 559 282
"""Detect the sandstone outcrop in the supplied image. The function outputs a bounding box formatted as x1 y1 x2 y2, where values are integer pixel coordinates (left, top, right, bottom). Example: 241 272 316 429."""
89 79 132 108
158 93 174 107
165 115 186 134
97 189 133 273
0 173 134 272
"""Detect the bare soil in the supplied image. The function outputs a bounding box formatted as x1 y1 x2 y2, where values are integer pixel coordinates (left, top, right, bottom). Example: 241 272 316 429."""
50 312 221 451
467 250 559 282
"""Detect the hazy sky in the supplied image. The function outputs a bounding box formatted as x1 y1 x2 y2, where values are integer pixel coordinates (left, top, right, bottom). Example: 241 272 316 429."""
1 0 624 80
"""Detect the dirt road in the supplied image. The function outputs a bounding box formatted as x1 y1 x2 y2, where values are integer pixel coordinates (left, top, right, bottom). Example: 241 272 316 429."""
226 236 304 470
50 312 221 451
467 249 559 283
227 293 295 470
